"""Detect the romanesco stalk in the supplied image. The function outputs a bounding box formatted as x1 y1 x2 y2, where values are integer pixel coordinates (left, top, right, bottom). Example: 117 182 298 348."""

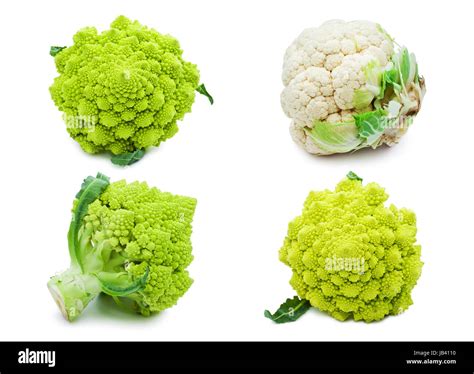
48 269 102 321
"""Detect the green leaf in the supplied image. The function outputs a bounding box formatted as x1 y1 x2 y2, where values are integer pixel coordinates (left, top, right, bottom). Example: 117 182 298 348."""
75 173 110 199
309 121 362 154
264 296 310 324
353 89 374 110
392 47 419 92
408 51 418 85
68 173 110 269
196 84 214 105
379 69 390 98
414 63 420 84
382 68 401 93
97 267 149 297
347 171 363 182
362 60 383 96
111 149 145 166
353 109 388 146
50 46 66 57
398 47 411 86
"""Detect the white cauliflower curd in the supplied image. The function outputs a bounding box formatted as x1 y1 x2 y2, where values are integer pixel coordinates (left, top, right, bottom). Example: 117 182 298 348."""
281 20 426 155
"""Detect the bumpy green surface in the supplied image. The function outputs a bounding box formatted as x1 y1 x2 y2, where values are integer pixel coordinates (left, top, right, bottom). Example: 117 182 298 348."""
279 176 423 322
50 16 200 155
87 180 196 314
48 175 196 320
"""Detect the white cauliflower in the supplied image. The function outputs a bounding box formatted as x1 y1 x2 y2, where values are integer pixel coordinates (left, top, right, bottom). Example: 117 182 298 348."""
281 20 426 155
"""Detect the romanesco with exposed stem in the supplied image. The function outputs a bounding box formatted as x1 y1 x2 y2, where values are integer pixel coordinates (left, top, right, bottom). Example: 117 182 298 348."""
48 173 197 321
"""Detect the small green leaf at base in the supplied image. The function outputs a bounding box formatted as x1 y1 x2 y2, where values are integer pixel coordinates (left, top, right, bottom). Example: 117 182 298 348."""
50 46 67 57
196 84 214 104
398 47 411 87
264 296 310 324
347 171 363 182
111 149 145 166
98 267 149 297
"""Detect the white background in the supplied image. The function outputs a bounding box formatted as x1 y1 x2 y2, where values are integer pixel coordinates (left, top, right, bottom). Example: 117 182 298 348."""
0 0 472 341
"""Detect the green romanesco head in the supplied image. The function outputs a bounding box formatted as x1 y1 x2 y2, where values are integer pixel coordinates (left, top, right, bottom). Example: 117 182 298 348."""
279 174 423 322
49 16 200 156
48 174 196 321
84 179 196 315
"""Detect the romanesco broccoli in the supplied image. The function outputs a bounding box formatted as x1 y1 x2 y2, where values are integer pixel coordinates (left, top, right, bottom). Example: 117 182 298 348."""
48 173 197 321
266 172 423 323
49 16 212 165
